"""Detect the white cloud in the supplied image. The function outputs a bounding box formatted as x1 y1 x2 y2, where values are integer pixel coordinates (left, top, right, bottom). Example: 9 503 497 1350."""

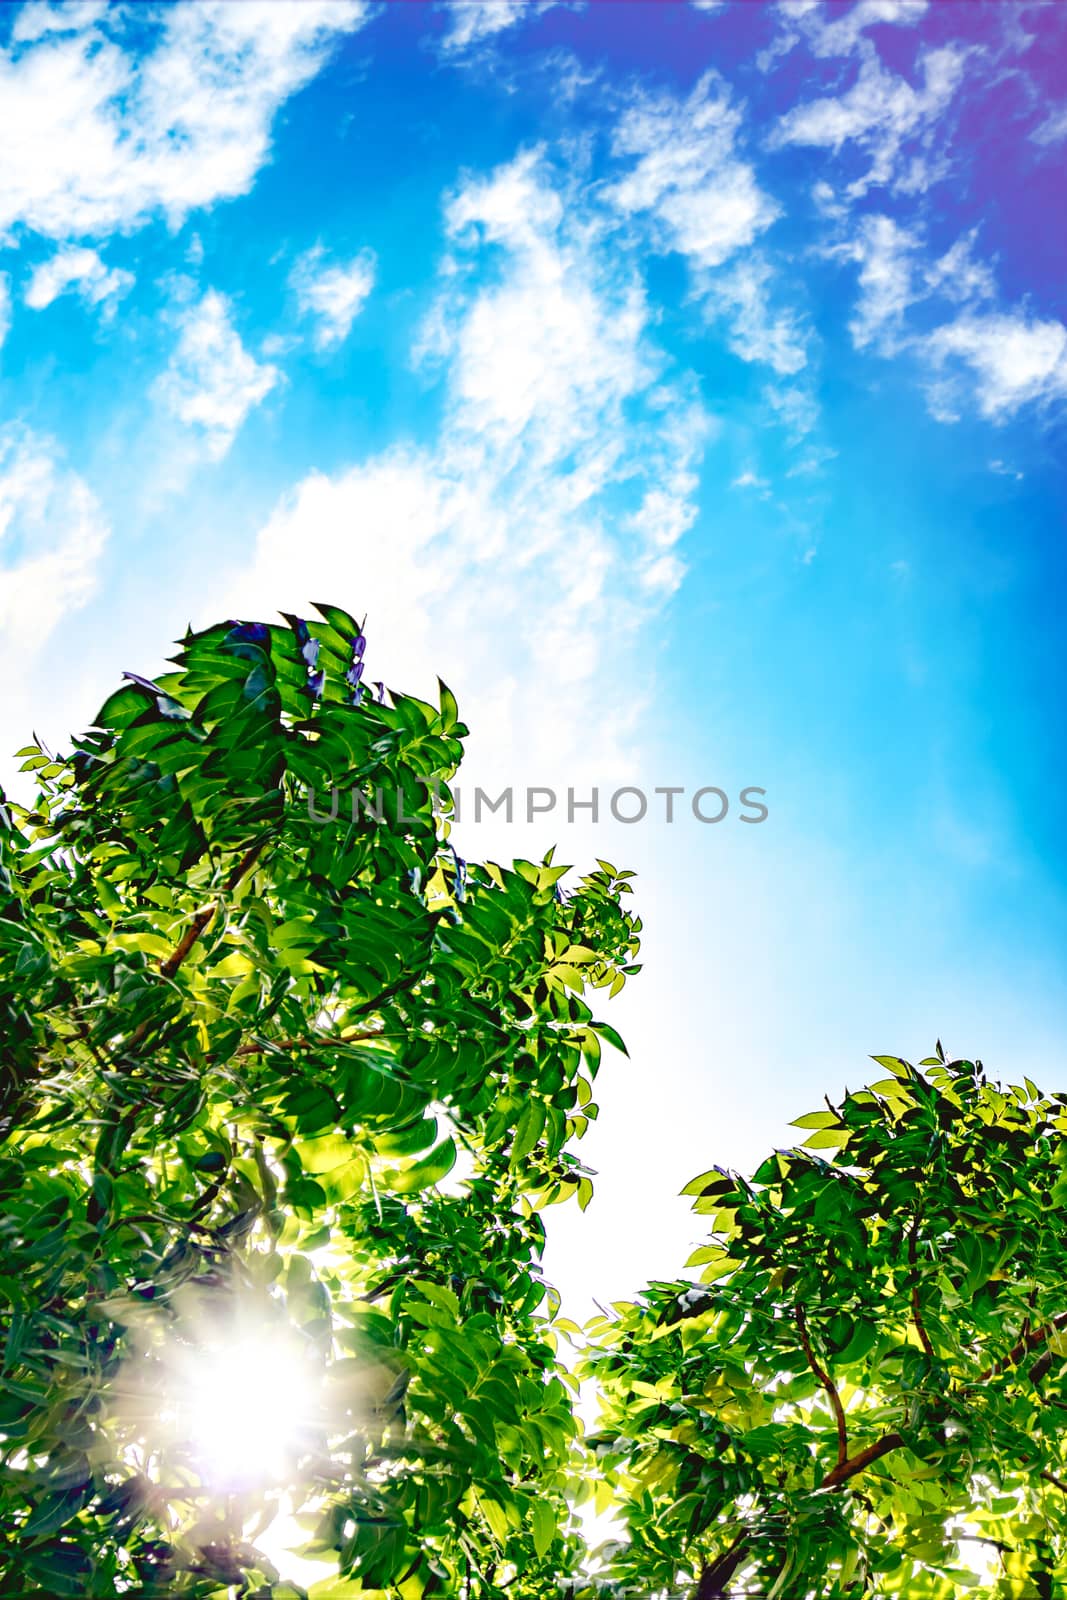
604 73 809 424
759 0 927 72
772 43 966 195
440 1 525 51
433 149 652 471
1031 104 1067 147
925 312 1067 421
607 72 779 270
0 426 109 764
290 245 377 350
154 289 279 459
709 255 808 374
804 0 928 57
0 2 370 242
0 274 9 349
225 149 710 785
732 469 769 490
10 1 108 43
925 230 996 305
836 214 995 359
763 382 818 440
844 213 918 351
24 245 133 315
827 208 1066 425
438 0 560 54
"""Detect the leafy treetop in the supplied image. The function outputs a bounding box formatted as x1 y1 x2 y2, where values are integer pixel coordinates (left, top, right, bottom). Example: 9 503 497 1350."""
582 1048 1067 1599
3 601 1063 1600
0 604 639 1599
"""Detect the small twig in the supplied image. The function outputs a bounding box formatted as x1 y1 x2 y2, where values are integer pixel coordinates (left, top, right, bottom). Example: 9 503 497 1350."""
159 840 265 981
233 1027 389 1059
980 1309 1067 1383
795 1305 848 1467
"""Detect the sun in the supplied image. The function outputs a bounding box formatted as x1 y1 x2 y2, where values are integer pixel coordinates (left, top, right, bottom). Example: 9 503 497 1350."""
170 1327 320 1492
125 1295 327 1496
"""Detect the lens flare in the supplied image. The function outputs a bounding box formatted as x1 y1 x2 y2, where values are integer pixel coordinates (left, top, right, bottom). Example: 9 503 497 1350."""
170 1328 318 1491
108 1291 328 1496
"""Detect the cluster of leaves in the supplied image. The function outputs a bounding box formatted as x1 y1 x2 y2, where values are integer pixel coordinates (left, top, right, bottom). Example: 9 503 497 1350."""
582 1049 1067 1599
0 605 641 1598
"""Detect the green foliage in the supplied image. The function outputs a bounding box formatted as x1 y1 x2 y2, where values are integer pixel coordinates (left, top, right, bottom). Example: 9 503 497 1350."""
5 604 1066 1600
582 1048 1067 1599
0 606 641 1598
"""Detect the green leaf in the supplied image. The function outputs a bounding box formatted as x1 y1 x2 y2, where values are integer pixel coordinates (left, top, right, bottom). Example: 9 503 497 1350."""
589 1020 628 1056
870 1054 912 1080
387 1136 457 1193
512 1099 545 1163
532 1499 556 1559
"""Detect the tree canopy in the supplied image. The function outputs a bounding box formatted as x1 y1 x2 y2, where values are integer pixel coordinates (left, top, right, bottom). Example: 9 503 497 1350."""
1 604 1065 1600
0 604 639 1598
583 1050 1067 1599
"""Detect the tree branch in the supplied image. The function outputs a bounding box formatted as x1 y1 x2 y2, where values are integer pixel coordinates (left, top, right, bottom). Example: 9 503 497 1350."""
159 840 265 981
979 1309 1067 1383
690 1428 909 1597
796 1305 848 1467
233 1027 387 1059
820 1431 905 1489
696 1532 749 1599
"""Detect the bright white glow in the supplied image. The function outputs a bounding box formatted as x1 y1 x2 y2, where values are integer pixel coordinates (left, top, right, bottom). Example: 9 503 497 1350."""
167 1327 320 1492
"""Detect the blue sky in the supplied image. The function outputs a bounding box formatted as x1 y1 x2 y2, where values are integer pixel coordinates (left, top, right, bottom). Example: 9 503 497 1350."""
2 0 1067 1315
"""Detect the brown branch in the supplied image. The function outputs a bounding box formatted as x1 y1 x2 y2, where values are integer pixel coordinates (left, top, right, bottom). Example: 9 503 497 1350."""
796 1305 848 1467
979 1309 1067 1383
820 1430 905 1489
233 1027 388 1059
690 1428 908 1597
1041 1469 1067 1496
907 1217 935 1360
159 840 265 981
696 1532 749 1599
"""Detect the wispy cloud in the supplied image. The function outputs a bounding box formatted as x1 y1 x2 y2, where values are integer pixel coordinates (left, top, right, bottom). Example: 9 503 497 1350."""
844 213 919 352
438 1 558 55
709 255 809 375
1031 104 1067 147
763 381 819 441
0 425 109 763
771 42 966 196
226 147 710 782
154 289 279 460
432 150 653 468
607 72 779 271
795 0 928 58
925 312 1067 422
24 245 133 316
0 2 370 241
289 245 377 351
9 1 109 43
830 207 1059 424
